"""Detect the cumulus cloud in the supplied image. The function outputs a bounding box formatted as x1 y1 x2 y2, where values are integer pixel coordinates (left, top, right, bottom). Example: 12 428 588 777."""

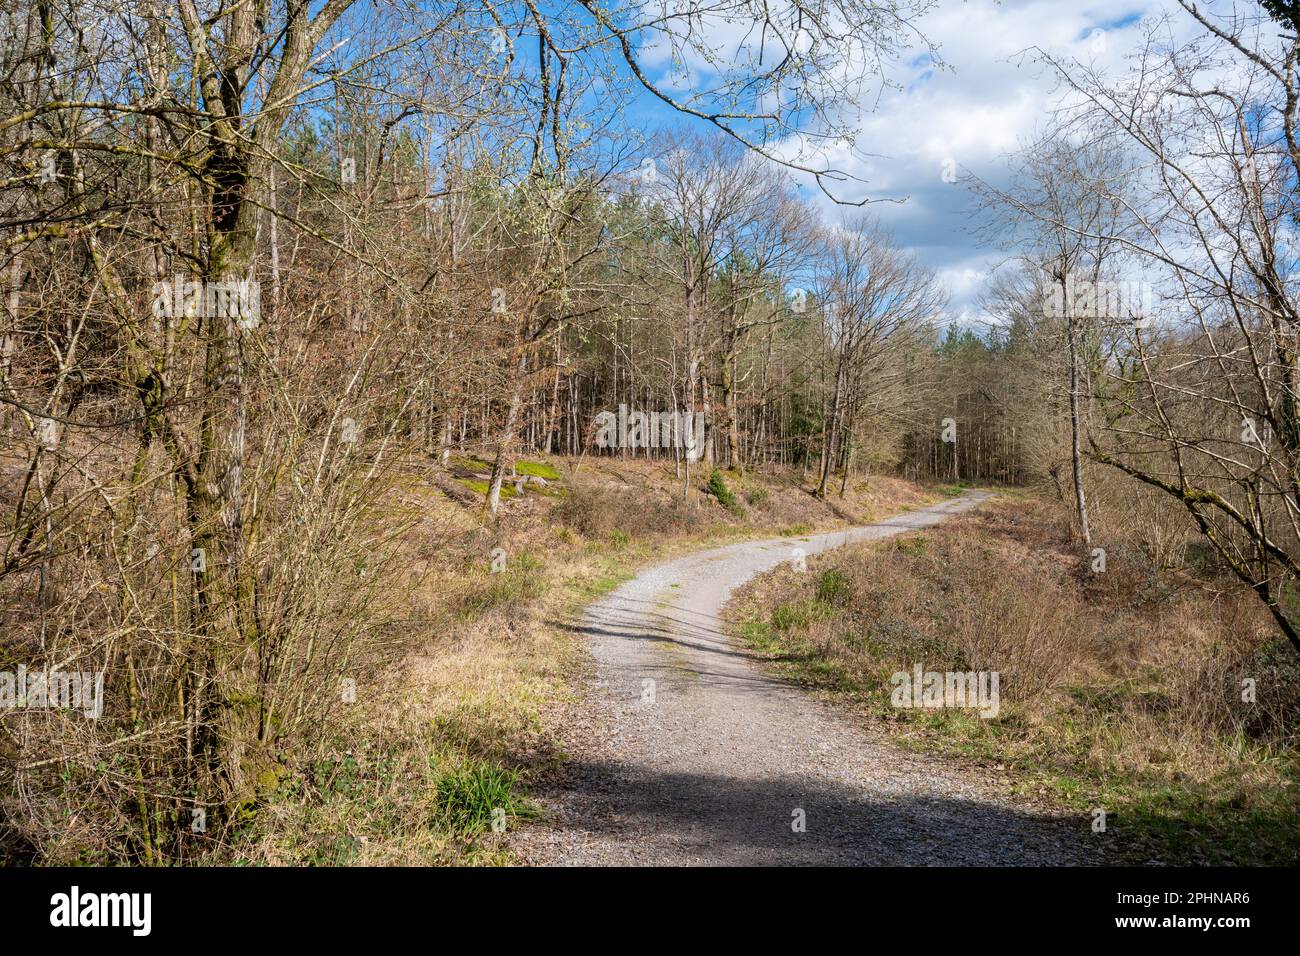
782 0 1196 323
625 1 1210 326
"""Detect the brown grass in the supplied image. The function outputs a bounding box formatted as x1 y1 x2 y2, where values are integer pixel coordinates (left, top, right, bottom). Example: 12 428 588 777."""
730 491 1300 864
208 456 949 864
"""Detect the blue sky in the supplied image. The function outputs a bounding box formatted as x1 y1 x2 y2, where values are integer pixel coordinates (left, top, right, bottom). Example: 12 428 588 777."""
615 0 1197 325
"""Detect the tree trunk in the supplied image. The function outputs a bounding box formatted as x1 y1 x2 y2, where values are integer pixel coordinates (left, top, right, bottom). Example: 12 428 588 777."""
817 359 845 497
1066 304 1092 547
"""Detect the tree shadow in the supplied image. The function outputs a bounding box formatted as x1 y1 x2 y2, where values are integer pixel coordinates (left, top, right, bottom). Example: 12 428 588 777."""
529 759 1121 866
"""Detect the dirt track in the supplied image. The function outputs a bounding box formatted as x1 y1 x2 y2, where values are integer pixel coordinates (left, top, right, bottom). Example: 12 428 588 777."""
513 493 1111 865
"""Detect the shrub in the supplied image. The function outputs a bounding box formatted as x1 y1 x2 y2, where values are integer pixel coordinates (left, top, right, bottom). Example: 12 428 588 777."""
706 469 745 515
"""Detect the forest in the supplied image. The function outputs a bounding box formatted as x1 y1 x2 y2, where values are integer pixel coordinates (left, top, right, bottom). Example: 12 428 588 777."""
2 0 1299 866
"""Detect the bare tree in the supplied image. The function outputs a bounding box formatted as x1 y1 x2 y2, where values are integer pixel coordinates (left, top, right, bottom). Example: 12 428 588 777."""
1028 2 1300 651
813 219 942 497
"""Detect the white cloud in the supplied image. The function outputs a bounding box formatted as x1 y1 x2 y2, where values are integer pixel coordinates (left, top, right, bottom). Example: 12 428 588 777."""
774 0 1199 322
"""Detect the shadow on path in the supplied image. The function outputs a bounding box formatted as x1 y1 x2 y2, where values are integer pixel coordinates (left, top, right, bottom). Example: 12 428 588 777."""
535 759 1107 866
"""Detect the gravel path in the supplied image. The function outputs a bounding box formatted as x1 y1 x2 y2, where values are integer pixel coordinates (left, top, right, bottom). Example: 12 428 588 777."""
513 492 1109 866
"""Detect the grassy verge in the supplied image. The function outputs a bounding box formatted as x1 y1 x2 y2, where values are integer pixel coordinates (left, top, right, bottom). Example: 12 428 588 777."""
728 494 1300 865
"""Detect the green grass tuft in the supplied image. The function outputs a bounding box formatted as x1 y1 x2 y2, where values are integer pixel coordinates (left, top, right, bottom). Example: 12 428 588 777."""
771 597 832 632
815 567 853 607
430 758 533 836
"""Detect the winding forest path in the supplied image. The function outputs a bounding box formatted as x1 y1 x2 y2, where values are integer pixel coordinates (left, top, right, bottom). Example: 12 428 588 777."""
513 492 1108 865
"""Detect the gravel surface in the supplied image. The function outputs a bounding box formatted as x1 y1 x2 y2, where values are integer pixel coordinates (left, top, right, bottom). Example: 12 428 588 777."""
512 492 1112 866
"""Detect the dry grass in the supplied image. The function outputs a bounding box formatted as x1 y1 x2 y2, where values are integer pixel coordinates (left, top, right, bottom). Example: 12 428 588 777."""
730 491 1300 864
209 456 948 864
